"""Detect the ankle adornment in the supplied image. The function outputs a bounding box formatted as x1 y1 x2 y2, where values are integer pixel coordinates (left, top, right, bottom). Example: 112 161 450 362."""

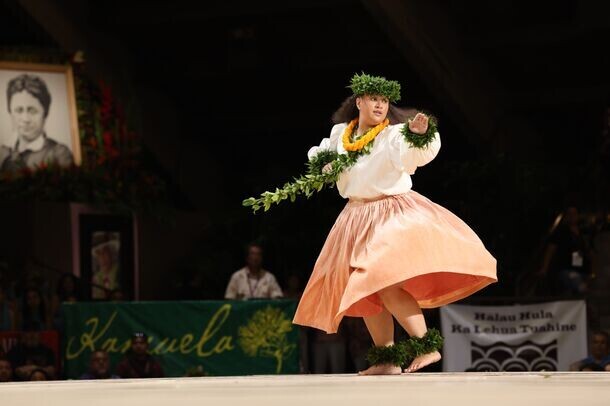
401 328 444 361
365 342 410 367
365 328 444 367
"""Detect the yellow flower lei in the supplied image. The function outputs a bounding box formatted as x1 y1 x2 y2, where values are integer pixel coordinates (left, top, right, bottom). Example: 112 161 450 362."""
342 118 389 152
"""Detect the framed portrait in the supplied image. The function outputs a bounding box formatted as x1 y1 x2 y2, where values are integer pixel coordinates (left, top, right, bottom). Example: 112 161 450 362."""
71 205 138 301
0 61 81 172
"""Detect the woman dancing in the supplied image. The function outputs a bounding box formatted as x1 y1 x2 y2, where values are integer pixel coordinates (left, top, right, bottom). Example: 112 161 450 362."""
291 73 498 375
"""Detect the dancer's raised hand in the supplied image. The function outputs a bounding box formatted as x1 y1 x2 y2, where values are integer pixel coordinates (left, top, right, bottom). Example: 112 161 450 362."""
408 113 429 134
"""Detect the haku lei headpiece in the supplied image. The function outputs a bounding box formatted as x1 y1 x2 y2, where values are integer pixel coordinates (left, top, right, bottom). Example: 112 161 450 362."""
349 72 401 103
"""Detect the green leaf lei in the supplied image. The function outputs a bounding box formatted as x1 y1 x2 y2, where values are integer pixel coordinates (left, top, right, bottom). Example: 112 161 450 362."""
349 72 401 103
242 144 369 213
242 117 435 213
366 328 444 367
401 115 438 149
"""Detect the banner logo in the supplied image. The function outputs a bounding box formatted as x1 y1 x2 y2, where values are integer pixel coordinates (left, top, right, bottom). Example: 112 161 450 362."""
470 339 558 371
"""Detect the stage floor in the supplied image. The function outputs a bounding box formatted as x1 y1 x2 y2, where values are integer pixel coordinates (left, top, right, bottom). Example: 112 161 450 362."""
1 372 609 406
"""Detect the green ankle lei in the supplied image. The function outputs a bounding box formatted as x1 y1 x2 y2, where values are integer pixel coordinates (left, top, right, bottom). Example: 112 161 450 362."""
366 328 444 367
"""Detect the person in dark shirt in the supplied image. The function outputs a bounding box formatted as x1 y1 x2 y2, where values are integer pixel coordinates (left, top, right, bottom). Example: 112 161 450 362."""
538 206 592 295
0 358 13 382
29 368 50 381
116 333 164 379
6 330 56 380
570 331 610 371
80 350 120 380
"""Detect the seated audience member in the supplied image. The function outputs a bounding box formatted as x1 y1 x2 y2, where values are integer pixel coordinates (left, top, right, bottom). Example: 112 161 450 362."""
580 363 604 371
570 330 610 371
17 288 51 331
538 206 593 295
225 242 283 300
116 333 164 379
109 289 126 302
344 317 373 372
29 368 50 381
51 273 81 329
6 330 56 380
312 328 347 374
0 358 13 382
0 284 16 331
80 350 120 380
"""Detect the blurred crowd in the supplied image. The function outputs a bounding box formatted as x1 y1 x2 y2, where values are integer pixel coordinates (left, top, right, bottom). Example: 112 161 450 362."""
1 206 609 382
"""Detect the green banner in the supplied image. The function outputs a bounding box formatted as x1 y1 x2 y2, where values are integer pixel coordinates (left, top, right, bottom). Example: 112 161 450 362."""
62 300 299 378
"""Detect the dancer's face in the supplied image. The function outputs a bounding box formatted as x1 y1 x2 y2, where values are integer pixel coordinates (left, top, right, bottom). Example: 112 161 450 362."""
356 94 389 127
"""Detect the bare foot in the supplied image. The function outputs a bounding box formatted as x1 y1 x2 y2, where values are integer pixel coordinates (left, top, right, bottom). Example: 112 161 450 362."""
358 364 402 376
403 351 441 373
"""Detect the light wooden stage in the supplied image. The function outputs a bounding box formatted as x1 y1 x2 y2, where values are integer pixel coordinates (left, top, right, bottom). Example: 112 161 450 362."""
2 372 609 406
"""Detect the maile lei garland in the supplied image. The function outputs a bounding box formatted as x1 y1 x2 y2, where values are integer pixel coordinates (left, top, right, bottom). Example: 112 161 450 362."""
242 115 437 213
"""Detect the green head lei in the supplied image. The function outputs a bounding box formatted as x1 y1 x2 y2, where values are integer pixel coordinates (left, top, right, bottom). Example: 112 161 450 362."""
348 72 401 103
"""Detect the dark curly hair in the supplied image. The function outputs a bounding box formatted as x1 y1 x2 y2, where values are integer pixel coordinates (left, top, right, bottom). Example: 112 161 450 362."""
331 95 418 125
7 74 52 118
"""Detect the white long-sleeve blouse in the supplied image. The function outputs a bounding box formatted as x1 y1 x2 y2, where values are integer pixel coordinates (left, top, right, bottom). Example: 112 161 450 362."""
307 123 441 200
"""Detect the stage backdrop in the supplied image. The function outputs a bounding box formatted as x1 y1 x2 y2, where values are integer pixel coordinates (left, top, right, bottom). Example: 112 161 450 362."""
440 300 587 372
62 300 299 378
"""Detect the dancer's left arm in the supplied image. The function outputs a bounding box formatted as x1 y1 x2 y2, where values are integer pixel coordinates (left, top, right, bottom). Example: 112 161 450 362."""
389 112 441 175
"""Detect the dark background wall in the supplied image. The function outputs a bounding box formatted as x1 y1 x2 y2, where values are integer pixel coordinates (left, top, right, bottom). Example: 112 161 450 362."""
1 0 609 300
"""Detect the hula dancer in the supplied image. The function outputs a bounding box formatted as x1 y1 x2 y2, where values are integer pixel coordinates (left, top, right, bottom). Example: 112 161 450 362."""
244 73 498 374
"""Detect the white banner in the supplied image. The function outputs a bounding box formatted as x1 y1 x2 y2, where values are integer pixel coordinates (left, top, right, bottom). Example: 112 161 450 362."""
440 300 587 371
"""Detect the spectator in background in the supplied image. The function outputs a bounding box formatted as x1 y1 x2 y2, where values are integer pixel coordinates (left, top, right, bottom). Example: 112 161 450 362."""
0 283 15 331
7 330 56 380
343 317 373 372
52 273 81 305
17 287 50 331
80 350 120 380
591 211 610 294
538 206 593 295
569 331 610 371
281 273 310 372
109 289 125 302
225 242 283 300
28 368 49 381
311 327 347 374
580 363 604 371
0 358 13 382
116 333 164 379
283 274 303 300
51 273 81 330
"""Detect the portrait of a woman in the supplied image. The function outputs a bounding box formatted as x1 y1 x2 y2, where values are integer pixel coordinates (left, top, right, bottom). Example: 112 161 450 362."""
0 73 74 171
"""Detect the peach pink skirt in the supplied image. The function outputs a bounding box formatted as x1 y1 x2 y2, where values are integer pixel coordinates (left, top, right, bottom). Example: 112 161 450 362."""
292 190 497 333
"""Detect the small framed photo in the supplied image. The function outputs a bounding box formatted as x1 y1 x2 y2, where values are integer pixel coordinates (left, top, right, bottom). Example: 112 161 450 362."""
0 61 81 171
78 213 138 301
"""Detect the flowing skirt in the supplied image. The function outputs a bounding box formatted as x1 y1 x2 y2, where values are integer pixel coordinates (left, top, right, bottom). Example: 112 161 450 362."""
292 189 497 333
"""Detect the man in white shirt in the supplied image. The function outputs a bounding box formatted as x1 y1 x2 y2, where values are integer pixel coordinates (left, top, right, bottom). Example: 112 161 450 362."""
224 243 283 300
